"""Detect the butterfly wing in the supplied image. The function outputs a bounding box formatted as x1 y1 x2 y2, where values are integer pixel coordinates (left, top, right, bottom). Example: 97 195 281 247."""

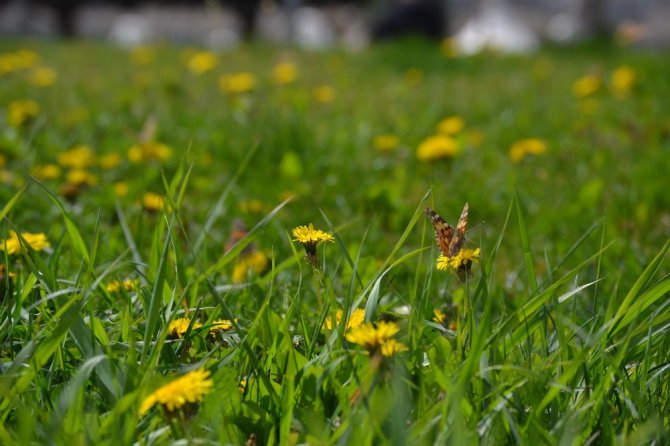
424 206 453 257
448 202 468 256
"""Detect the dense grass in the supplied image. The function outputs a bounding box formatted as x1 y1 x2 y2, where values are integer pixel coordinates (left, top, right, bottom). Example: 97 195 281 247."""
1 38 669 445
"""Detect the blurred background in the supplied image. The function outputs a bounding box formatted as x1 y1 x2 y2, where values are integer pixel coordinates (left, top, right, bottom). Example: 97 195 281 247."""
1 0 669 51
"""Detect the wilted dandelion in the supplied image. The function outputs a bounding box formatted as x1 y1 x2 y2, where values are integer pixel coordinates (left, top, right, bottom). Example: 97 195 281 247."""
139 368 213 416
509 138 547 163
373 134 399 152
292 224 335 267
29 67 57 87
187 51 217 75
436 116 465 136
7 100 39 127
57 145 96 169
219 72 256 94
1 230 50 255
345 321 408 357
168 318 203 339
272 62 298 85
572 74 601 98
324 308 366 331
416 135 460 161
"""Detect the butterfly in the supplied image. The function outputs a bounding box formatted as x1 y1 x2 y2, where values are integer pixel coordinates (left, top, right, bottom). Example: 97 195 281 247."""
424 202 469 257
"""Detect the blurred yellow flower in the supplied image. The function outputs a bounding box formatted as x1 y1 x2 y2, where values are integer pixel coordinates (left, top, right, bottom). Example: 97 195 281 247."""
7 100 39 127
57 145 96 169
509 138 547 163
272 62 298 85
345 321 408 357
404 68 424 87
142 192 165 212
139 368 213 416
130 45 155 65
579 98 600 114
113 182 129 197
232 251 269 284
0 170 13 185
432 308 446 324
0 154 5 167
240 199 265 214
32 164 61 181
416 135 460 161
313 85 335 104
611 66 635 96
437 116 465 135
187 51 217 75
572 74 601 98
106 278 139 293
29 67 57 87
65 169 98 187
440 37 459 58
219 72 256 94
0 50 40 74
168 317 203 339
324 308 366 331
1 230 50 255
99 152 122 170
373 134 399 152
128 141 171 163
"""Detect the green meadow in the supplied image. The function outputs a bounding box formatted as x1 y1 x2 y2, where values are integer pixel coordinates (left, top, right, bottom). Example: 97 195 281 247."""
1 38 669 444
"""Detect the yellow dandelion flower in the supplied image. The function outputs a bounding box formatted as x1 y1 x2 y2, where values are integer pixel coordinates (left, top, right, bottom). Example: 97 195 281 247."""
572 74 601 98
437 116 465 136
509 138 547 163
232 251 269 284
57 145 96 169
1 231 50 255
142 192 165 213
313 85 335 104
373 134 400 152
7 100 39 127
345 321 400 349
380 339 409 357
416 135 460 161
65 169 98 187
187 51 217 75
209 319 236 334
113 182 129 197
432 308 446 324
32 164 61 181
437 248 480 271
272 62 298 85
128 141 171 163
29 67 57 87
99 152 122 170
611 66 635 96
168 318 203 339
324 308 366 331
139 368 213 415
292 224 335 257
219 72 256 94
106 278 139 293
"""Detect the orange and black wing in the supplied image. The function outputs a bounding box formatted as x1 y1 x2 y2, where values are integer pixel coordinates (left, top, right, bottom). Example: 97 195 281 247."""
448 202 468 256
424 206 453 257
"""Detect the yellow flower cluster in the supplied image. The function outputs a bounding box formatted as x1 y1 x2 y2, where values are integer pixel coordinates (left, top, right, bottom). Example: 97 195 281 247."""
29 67 57 87
345 321 408 357
57 145 96 169
187 51 217 75
323 308 366 331
168 318 203 338
128 141 171 163
232 251 269 284
509 138 547 163
0 49 40 75
139 368 213 415
416 134 460 161
0 231 50 255
142 192 165 213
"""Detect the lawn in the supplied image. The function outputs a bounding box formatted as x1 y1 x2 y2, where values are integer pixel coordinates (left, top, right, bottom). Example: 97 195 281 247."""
1 38 669 445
